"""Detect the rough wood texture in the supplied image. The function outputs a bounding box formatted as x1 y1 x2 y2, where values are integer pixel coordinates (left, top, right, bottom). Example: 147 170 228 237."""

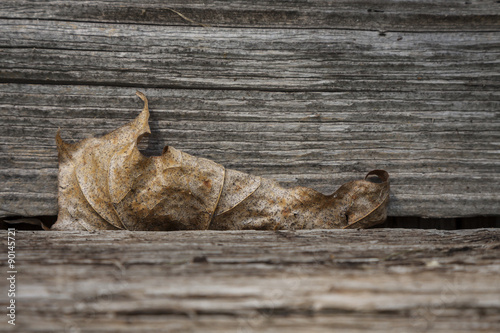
1 20 498 91
1 0 498 31
0 0 499 219
2 229 499 332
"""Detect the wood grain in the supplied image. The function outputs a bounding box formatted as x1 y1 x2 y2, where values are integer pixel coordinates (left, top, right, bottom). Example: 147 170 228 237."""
0 1 499 219
1 0 498 31
2 229 499 332
0 20 498 92
1 83 499 218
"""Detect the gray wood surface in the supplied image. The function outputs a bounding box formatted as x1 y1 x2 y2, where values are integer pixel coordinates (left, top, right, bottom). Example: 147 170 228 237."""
1 0 498 31
0 0 499 219
3 229 500 332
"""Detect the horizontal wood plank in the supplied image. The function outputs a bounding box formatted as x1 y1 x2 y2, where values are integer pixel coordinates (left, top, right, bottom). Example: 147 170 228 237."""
0 20 498 92
0 0 498 31
1 84 499 218
2 229 500 332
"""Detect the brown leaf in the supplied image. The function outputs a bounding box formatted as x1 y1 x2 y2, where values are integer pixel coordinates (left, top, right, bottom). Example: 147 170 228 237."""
52 92 390 231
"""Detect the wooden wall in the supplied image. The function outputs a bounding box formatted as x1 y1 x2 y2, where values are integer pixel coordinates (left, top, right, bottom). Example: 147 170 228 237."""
0 1 499 220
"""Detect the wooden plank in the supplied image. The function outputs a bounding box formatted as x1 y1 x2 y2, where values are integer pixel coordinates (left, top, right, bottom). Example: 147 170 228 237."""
1 84 499 218
0 5 499 219
2 229 500 332
0 0 498 31
0 19 498 92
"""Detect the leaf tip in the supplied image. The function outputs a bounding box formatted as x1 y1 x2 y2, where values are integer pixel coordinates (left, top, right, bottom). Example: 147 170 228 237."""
136 91 148 105
55 128 72 157
134 91 150 133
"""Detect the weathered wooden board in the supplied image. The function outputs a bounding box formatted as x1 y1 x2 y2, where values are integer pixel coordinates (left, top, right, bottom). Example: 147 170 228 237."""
1 0 498 31
1 84 499 218
1 20 498 91
2 229 499 332
0 1 499 219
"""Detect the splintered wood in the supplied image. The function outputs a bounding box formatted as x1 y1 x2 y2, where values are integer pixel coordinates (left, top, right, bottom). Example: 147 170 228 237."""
52 92 389 231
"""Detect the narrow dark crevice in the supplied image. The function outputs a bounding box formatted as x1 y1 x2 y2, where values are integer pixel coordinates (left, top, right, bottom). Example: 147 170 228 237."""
2 78 498 94
1 215 56 230
375 216 500 229
2 215 498 230
0 78 383 94
1 16 497 33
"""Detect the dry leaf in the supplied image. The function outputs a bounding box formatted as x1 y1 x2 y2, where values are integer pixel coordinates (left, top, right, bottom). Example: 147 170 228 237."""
52 92 390 231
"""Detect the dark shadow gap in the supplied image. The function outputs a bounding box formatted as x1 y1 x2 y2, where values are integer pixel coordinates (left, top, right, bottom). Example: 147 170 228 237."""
1 216 499 230
375 216 500 229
